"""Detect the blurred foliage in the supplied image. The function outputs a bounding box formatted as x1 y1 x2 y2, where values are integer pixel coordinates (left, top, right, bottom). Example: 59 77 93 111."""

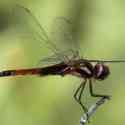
0 0 125 125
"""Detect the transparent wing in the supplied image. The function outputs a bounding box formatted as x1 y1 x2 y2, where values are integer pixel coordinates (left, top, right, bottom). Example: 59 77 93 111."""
11 5 58 53
39 49 80 66
7 5 83 66
49 17 81 60
84 59 125 63
9 5 71 66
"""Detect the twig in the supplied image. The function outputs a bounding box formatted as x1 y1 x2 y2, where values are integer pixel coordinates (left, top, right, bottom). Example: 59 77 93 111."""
80 97 109 125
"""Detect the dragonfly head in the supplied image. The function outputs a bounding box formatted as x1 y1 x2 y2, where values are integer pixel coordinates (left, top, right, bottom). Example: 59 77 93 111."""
93 63 110 80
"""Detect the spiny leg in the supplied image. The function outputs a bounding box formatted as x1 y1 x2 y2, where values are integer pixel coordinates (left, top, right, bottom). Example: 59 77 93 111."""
89 79 110 100
74 79 88 113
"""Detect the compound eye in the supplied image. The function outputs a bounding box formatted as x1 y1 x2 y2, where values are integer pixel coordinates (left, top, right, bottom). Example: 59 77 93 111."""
93 63 110 80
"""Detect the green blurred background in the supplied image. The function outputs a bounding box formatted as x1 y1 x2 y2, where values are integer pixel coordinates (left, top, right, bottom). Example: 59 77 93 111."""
0 0 125 125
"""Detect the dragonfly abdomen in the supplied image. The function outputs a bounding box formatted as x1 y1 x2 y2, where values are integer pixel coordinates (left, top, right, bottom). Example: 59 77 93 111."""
0 70 16 77
39 63 68 76
0 68 42 77
0 63 68 77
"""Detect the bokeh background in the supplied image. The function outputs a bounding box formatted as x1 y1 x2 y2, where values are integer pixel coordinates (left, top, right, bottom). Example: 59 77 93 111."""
0 0 125 125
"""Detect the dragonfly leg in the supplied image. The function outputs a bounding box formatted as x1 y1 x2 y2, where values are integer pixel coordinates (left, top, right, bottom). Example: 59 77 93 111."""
89 79 111 100
74 79 88 113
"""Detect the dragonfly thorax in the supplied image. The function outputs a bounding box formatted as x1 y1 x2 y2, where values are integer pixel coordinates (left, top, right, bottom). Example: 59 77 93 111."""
71 61 110 80
93 63 110 80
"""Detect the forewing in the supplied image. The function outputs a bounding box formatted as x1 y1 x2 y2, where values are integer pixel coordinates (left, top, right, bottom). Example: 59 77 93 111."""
50 17 81 60
6 5 82 66
11 5 58 52
6 5 68 66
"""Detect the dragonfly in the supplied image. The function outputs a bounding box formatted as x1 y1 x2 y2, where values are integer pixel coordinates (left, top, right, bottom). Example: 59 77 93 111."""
1 5 125 121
